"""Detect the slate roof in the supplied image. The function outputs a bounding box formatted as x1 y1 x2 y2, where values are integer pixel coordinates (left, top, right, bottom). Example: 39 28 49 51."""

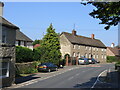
107 47 119 56
16 30 33 42
62 32 106 48
0 16 19 29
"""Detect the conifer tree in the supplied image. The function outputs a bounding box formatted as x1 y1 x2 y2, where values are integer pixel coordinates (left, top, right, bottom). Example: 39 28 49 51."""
40 24 61 65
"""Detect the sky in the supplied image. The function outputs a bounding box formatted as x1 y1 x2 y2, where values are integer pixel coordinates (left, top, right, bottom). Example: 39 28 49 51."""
3 2 118 47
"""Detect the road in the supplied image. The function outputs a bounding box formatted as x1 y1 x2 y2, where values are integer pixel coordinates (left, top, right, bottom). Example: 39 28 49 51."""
14 64 114 88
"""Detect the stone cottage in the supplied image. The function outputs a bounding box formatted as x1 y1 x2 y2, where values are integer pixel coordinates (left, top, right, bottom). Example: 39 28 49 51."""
60 30 107 63
0 2 19 87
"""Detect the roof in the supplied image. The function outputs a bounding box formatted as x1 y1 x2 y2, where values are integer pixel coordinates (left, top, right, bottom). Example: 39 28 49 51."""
107 47 119 56
33 44 40 48
0 16 19 29
16 30 33 42
61 32 106 48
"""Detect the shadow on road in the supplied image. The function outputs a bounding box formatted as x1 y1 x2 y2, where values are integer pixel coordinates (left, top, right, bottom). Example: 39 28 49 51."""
15 74 40 84
73 71 119 88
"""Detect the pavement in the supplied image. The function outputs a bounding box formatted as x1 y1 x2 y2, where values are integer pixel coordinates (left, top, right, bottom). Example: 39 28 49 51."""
94 65 120 88
2 63 120 89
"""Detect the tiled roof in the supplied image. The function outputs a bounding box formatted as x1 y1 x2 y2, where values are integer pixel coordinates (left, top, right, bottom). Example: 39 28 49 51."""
0 16 19 29
33 44 40 48
107 47 119 56
16 30 33 42
62 32 106 48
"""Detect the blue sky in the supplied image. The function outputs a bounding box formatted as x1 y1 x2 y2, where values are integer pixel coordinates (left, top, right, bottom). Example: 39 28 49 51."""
4 2 118 46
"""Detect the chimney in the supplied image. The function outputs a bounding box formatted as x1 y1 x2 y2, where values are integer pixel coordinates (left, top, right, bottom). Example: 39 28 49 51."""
0 2 4 16
72 29 76 36
111 43 115 48
91 34 95 39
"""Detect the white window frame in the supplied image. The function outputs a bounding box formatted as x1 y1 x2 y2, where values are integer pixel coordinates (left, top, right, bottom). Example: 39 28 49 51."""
0 61 9 78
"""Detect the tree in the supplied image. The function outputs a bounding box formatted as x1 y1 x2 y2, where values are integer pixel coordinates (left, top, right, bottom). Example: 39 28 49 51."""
82 2 120 30
40 24 61 65
32 39 42 46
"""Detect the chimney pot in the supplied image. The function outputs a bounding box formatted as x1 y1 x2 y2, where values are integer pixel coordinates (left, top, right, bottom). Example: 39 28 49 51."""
72 29 76 36
111 43 115 48
91 34 95 39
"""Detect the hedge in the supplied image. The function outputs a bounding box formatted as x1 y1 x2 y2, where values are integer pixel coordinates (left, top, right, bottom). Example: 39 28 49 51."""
16 46 33 63
107 56 117 63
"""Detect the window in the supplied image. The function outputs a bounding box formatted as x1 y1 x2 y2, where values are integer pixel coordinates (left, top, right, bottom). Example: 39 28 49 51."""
85 46 88 50
89 47 91 50
73 52 76 57
93 54 95 58
96 48 98 51
78 46 80 49
24 41 27 46
102 54 103 59
2 30 7 43
93 48 96 51
77 52 80 58
89 54 91 58
18 40 21 46
96 54 98 59
85 53 87 58
73 45 75 49
0 61 9 78
104 55 106 59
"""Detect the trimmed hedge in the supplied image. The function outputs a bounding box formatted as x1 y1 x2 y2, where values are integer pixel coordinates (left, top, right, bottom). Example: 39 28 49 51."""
16 46 33 63
107 56 118 63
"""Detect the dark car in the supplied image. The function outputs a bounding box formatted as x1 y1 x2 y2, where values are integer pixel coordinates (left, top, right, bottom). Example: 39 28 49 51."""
88 58 100 64
37 62 58 72
78 58 89 65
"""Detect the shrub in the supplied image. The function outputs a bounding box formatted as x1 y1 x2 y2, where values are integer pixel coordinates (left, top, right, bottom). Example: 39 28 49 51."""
15 61 40 76
107 56 117 63
16 46 33 63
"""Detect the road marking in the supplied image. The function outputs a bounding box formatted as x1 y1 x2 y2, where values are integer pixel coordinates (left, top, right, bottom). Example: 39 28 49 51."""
91 69 107 88
68 76 74 80
75 73 80 76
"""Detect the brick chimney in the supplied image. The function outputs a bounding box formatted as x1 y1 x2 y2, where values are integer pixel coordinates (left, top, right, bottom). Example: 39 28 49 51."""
91 34 95 39
0 2 4 16
72 29 76 36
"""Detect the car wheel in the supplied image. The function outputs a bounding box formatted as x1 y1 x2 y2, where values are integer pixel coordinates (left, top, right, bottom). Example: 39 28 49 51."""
48 69 51 72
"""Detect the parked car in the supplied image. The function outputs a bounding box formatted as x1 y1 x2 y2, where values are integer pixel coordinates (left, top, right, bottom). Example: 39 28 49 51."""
88 58 100 64
37 62 58 72
78 58 89 65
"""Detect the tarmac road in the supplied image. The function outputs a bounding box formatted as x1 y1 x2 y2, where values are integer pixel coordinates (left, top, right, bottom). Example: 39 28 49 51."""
15 63 114 88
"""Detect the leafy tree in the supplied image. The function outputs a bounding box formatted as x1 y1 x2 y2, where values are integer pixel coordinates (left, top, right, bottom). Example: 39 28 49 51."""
40 24 61 65
82 2 120 30
32 39 42 46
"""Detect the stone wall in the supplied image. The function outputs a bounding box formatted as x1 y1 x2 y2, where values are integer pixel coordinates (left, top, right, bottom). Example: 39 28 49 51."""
0 43 15 87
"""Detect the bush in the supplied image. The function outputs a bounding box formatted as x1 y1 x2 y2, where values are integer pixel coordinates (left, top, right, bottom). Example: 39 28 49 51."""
15 61 40 76
16 46 33 63
107 56 117 63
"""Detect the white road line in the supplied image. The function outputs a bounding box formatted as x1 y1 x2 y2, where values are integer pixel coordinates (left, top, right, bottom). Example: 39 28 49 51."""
68 76 74 80
91 69 107 88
